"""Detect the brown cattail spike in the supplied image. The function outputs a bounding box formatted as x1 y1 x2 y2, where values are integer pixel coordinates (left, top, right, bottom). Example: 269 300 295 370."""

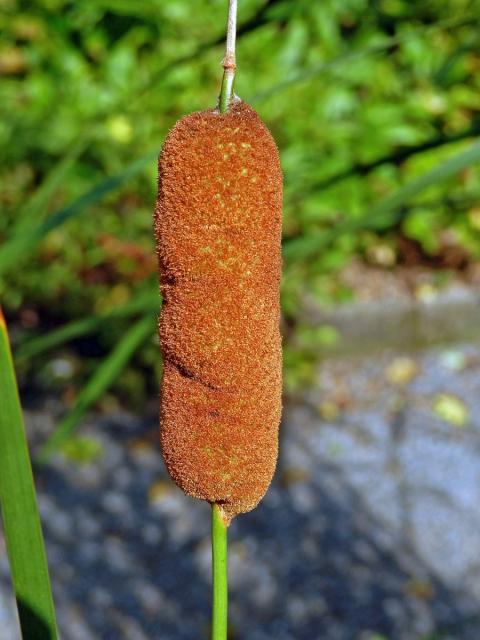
155 100 282 522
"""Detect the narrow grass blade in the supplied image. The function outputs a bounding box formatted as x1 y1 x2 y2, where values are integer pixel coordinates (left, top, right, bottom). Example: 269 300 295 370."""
366 137 480 226
37 314 156 463
0 150 158 276
12 138 88 236
288 120 480 195
15 288 159 363
0 308 59 639
283 137 480 261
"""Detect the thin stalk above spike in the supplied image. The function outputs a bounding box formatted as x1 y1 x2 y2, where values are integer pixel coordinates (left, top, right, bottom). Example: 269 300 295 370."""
219 0 237 113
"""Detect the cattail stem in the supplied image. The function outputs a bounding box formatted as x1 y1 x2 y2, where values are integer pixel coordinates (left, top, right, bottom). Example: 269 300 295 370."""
213 3 235 625
211 503 228 640
219 0 237 113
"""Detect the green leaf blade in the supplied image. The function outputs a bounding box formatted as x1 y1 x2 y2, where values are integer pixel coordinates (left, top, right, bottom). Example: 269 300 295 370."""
15 288 159 363
0 150 158 277
0 309 59 640
283 137 480 261
37 314 156 463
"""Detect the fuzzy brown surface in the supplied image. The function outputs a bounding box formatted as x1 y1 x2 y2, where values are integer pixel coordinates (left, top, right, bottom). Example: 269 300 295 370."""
154 100 282 521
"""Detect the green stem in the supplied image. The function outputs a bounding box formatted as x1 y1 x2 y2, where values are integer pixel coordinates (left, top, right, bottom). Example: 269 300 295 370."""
211 503 228 640
219 70 235 114
219 0 237 114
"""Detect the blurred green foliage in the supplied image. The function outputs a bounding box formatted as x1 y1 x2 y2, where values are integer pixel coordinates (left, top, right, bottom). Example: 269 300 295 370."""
1 0 480 413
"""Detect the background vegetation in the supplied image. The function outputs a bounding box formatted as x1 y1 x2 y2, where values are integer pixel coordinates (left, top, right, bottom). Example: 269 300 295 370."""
1 0 479 444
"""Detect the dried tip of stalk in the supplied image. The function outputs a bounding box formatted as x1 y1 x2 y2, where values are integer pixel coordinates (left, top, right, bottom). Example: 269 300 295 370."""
222 53 236 71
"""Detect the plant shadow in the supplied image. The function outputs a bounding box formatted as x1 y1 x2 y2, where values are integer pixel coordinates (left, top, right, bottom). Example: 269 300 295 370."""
17 599 56 640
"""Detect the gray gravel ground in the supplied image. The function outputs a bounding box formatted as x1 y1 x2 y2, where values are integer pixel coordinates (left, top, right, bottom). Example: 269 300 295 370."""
2 342 480 639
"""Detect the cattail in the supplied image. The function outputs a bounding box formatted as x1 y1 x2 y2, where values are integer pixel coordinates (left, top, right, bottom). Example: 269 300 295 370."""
154 100 282 523
155 100 282 521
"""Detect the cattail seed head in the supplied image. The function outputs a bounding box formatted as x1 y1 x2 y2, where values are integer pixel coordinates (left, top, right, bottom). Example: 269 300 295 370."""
155 100 282 522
